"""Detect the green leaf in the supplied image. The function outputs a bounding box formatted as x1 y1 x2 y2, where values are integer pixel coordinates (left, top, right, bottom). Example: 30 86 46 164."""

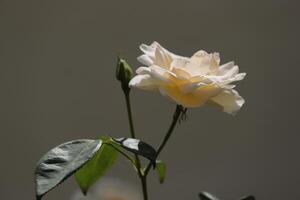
155 160 166 183
75 143 119 195
240 196 255 200
35 139 102 200
199 192 220 200
112 137 157 167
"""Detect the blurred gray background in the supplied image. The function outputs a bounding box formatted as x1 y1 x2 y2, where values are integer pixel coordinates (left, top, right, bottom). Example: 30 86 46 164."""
1 0 300 199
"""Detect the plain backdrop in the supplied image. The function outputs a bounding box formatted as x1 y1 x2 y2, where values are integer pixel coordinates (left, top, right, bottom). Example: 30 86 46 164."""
1 0 300 199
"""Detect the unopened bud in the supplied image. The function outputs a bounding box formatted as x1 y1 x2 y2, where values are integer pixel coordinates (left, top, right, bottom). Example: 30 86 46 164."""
116 57 133 94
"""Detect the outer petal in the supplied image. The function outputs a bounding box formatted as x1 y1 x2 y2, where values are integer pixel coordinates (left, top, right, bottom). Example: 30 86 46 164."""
159 86 206 107
211 61 246 84
218 61 235 75
139 42 164 56
133 65 177 85
138 42 181 69
205 72 246 86
159 83 221 108
192 84 222 99
136 66 151 75
148 65 177 83
129 74 158 90
154 43 173 68
140 42 156 54
209 89 245 114
137 55 154 66
230 72 246 82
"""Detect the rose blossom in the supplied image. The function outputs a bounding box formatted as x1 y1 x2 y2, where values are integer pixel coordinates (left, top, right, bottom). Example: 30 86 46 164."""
129 42 246 114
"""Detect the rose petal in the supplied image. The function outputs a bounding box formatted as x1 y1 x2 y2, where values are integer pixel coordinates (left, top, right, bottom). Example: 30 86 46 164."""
154 47 172 68
209 89 245 114
192 84 222 99
136 67 151 75
158 83 221 108
140 44 155 54
231 72 246 82
222 65 239 78
170 57 191 79
137 55 154 66
205 71 246 86
218 61 235 75
184 50 220 76
129 74 158 90
148 65 177 83
158 86 206 107
138 42 179 69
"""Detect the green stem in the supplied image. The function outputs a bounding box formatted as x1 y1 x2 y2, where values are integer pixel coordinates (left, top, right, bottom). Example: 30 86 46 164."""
124 91 146 198
125 90 183 200
144 104 183 176
124 92 142 174
140 104 183 200
125 92 136 138
141 176 148 200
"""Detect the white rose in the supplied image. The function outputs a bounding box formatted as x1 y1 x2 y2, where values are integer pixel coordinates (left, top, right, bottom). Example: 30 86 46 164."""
129 42 246 114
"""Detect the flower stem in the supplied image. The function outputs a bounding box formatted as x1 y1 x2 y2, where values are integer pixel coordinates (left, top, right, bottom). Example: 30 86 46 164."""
124 92 142 172
124 90 183 200
124 91 146 196
144 104 183 176
125 92 136 139
141 176 148 200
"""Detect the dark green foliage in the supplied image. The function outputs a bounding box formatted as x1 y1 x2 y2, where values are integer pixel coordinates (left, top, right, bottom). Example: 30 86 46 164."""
113 137 157 167
35 139 102 200
75 142 119 195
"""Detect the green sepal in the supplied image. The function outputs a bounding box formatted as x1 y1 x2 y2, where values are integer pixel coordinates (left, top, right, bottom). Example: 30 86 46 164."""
155 160 166 183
